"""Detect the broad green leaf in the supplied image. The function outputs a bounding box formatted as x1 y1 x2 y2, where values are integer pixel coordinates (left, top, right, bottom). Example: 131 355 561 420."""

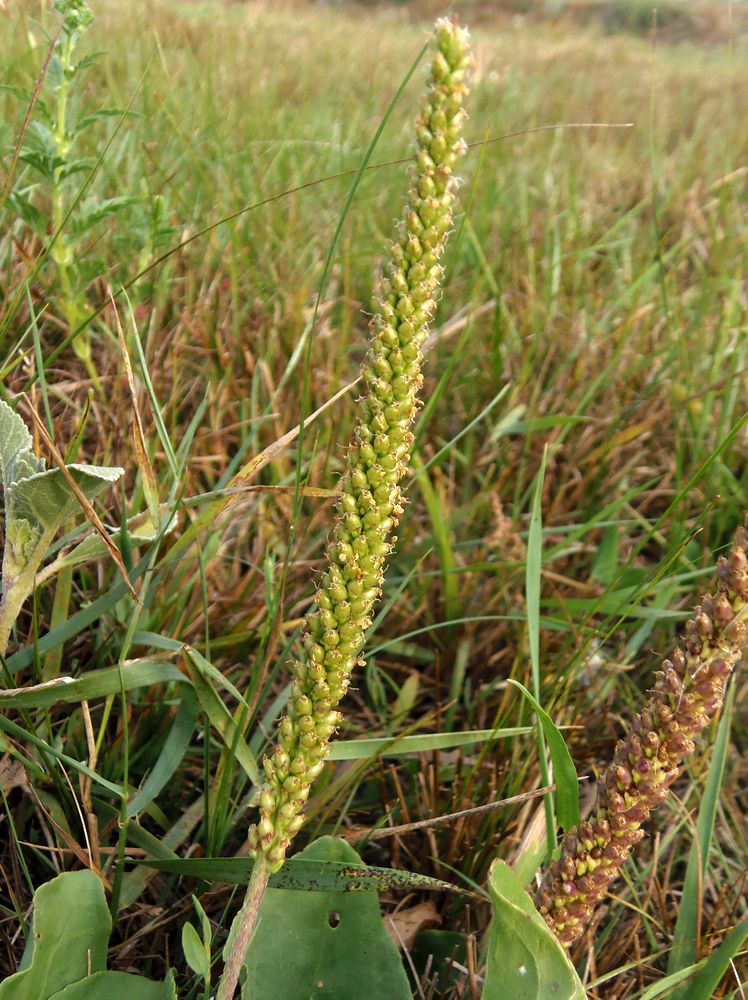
483 860 586 1000
10 463 123 536
0 399 37 488
135 854 474 897
49 971 177 1000
237 837 411 1000
0 870 178 1000
508 679 580 831
0 870 109 1000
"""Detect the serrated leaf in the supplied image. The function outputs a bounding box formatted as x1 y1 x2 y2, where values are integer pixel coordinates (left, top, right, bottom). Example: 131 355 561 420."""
7 191 48 238
27 119 57 156
70 196 138 238
483 860 586 1000
18 149 58 181
237 837 411 1000
0 83 33 102
73 52 106 74
57 158 95 181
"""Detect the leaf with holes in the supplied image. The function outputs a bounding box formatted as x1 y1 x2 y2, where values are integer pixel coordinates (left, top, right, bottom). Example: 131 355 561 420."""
236 837 411 1000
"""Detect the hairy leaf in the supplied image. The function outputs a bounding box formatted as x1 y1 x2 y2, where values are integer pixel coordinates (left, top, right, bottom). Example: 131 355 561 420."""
0 400 123 583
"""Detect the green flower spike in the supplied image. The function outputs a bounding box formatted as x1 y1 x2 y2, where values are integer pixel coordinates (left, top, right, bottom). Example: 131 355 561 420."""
218 20 472 999
247 18 472 873
535 521 748 948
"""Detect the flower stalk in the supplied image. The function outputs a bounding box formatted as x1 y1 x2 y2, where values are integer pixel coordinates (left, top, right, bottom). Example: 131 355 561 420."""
535 522 748 948
217 17 472 999
249 14 472 876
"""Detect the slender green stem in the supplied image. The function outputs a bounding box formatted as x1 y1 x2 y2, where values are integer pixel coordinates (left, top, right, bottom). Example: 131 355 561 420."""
217 854 271 1000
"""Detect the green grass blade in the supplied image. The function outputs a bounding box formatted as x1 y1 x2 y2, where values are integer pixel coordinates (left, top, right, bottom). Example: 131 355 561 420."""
667 685 736 985
636 966 704 999
507 679 580 831
0 715 122 796
125 686 200 818
182 648 260 787
328 726 533 761
681 913 748 1000
0 659 185 708
4 556 151 675
526 446 557 852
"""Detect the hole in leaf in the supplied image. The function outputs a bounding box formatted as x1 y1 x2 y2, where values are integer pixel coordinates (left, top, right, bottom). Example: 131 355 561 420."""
328 910 341 928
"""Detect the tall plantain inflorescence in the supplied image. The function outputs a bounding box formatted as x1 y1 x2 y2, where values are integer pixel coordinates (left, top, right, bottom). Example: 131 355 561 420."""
535 522 748 948
247 18 473 874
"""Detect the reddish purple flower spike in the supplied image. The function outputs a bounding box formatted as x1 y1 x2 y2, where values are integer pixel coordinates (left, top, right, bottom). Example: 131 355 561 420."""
535 523 748 948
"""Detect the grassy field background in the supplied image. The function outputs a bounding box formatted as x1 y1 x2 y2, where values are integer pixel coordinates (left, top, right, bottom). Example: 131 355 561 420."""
0 0 746 996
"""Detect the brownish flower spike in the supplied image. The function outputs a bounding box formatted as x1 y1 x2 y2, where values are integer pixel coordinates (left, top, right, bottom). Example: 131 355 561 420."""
535 521 748 948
